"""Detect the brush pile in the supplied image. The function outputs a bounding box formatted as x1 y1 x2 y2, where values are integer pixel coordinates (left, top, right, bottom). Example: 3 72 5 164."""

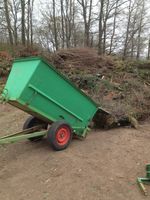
46 48 150 127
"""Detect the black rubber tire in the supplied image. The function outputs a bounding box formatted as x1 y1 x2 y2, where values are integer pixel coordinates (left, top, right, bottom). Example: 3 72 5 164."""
47 120 73 151
23 116 48 142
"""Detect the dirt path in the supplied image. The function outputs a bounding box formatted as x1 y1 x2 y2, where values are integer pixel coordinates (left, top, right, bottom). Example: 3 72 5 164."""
0 104 150 200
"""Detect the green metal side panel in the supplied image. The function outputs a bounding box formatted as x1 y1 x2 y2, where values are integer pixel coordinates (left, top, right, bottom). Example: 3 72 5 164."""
3 59 40 100
2 57 98 135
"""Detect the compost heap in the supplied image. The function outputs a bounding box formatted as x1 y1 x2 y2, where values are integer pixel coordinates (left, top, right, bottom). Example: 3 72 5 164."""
46 48 150 128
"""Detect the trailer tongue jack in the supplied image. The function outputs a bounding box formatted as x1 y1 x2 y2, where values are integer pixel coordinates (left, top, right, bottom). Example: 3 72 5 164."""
137 164 150 196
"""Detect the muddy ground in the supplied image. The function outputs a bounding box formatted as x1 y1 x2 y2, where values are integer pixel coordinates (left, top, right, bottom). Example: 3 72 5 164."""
0 104 150 200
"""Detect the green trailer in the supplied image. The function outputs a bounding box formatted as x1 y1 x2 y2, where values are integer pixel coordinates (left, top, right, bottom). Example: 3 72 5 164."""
0 57 100 150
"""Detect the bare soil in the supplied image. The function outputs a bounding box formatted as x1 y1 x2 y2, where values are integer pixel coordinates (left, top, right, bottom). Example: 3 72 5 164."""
0 104 150 200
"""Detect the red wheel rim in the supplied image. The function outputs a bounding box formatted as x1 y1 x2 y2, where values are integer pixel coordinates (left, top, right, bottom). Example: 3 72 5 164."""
56 126 71 146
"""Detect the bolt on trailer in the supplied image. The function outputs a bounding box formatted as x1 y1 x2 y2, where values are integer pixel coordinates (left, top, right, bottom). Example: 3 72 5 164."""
0 57 100 150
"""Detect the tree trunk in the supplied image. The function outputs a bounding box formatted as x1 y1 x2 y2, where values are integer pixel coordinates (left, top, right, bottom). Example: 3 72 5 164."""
98 0 104 55
87 0 92 47
30 0 34 45
103 0 110 54
27 0 30 46
147 37 150 60
109 0 119 54
136 0 145 60
11 0 19 45
21 0 26 45
123 0 132 59
60 0 65 48
77 0 93 47
130 15 137 58
72 1 76 47
52 0 58 50
4 0 13 45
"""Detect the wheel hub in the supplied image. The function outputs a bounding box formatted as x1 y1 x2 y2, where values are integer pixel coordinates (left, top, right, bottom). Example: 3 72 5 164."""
56 127 70 145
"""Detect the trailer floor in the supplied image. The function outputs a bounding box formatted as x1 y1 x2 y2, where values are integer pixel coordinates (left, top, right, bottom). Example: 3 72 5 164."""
0 104 150 200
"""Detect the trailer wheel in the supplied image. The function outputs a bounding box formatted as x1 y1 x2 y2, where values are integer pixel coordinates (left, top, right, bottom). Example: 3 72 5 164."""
47 121 73 151
23 116 48 141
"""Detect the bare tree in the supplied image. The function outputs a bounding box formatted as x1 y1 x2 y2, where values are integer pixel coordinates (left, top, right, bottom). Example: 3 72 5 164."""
27 0 34 46
30 0 34 45
77 0 93 47
103 0 110 54
147 37 150 60
9 0 20 45
60 0 65 48
98 0 104 54
109 0 120 54
27 0 30 46
123 0 133 58
64 0 74 48
52 0 59 50
3 0 13 45
136 0 145 59
21 0 26 45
